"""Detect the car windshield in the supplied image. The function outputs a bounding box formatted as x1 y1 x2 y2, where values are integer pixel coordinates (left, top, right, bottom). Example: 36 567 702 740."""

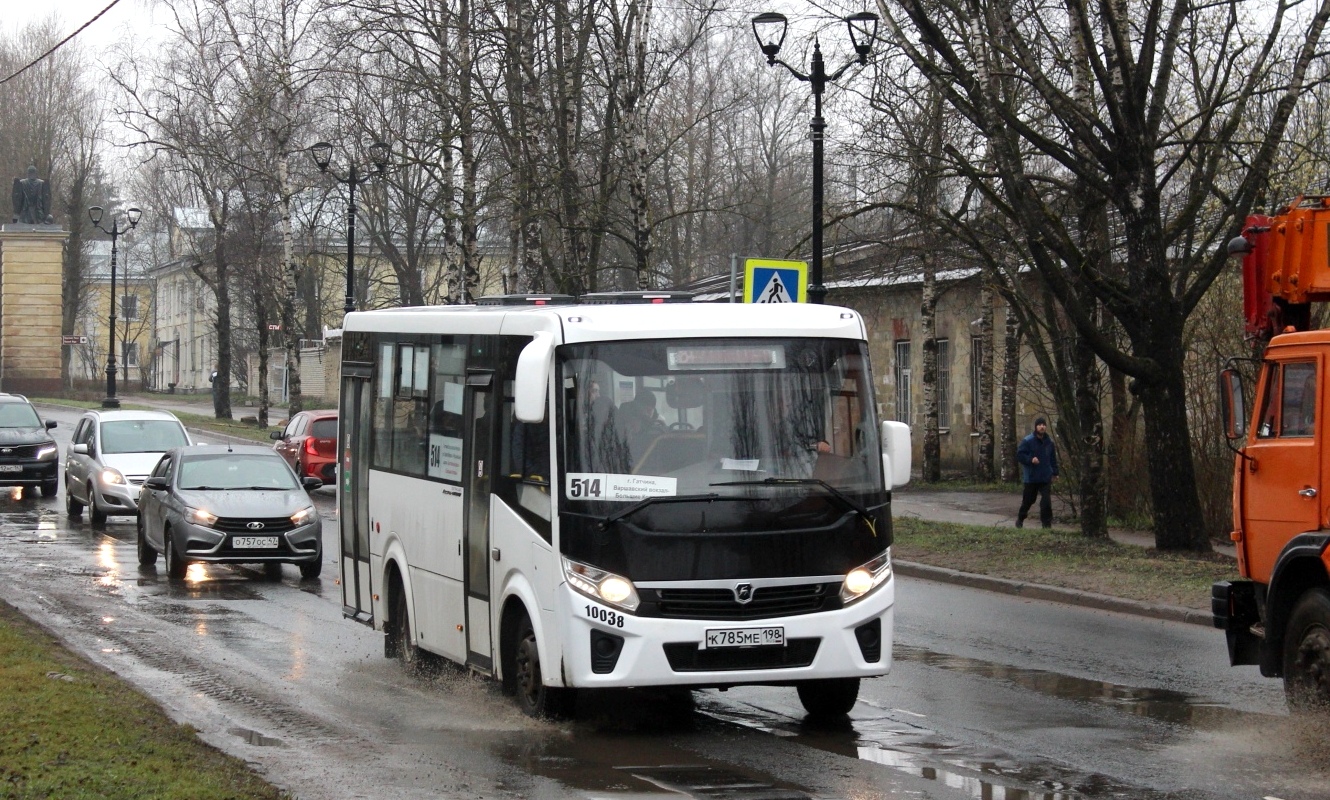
559 338 883 506
100 420 189 454
0 402 42 428
178 453 300 490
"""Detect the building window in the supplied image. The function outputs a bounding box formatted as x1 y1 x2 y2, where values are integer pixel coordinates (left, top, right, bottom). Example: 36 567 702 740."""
895 340 911 424
124 342 139 368
121 294 138 321
971 335 983 430
937 338 951 431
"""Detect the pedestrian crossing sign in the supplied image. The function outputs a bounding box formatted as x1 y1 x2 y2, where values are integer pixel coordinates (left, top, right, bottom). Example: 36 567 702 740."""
743 258 807 304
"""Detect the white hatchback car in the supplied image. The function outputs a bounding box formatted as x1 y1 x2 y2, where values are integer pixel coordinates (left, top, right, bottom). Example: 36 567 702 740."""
65 410 194 524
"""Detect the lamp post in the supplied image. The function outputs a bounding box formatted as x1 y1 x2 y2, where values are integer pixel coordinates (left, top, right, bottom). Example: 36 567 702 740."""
88 205 142 409
752 11 877 304
310 141 391 315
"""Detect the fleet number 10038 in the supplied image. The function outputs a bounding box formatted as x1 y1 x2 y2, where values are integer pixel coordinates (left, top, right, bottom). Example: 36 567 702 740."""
585 605 625 628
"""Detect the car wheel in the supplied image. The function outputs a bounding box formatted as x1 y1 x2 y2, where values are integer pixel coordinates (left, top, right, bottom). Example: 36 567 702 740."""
136 517 158 566
64 479 83 518
510 611 574 719
796 678 861 718
88 484 107 526
1283 587 1330 710
299 558 323 580
40 479 57 498
164 530 187 580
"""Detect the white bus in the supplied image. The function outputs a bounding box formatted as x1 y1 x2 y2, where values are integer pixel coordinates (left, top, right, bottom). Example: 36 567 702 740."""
337 293 911 718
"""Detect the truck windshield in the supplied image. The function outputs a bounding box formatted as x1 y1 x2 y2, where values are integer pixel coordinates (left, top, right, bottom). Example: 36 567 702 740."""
559 338 883 511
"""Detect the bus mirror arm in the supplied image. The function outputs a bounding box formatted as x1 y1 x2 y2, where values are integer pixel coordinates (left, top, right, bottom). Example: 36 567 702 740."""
881 421 911 490
515 331 556 423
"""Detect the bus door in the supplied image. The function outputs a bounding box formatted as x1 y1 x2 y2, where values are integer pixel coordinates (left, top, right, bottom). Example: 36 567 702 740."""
464 371 495 671
340 368 375 624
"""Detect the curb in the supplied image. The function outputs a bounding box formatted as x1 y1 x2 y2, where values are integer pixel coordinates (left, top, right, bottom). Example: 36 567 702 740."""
894 560 1213 627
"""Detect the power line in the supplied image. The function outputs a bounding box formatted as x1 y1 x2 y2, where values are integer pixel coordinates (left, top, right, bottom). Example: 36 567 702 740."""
0 0 123 87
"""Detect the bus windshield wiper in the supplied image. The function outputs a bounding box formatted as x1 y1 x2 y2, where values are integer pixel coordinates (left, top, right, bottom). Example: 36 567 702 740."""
599 493 747 530
709 477 874 523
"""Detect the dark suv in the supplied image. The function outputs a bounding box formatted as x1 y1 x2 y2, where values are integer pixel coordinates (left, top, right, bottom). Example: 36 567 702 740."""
0 393 59 497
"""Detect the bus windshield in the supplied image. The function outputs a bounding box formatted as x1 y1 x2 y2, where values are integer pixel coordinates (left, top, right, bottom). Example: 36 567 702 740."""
559 338 883 511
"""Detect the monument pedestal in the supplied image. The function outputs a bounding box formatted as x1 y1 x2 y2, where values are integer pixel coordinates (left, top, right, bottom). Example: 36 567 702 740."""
0 225 66 395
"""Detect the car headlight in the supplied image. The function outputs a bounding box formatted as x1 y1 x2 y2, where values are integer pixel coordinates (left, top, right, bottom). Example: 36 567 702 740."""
100 468 126 486
290 506 317 526
36 445 57 460
186 506 218 527
562 557 640 612
840 548 892 605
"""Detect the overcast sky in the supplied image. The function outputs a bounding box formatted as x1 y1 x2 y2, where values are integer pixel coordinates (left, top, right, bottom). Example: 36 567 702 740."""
5 0 156 57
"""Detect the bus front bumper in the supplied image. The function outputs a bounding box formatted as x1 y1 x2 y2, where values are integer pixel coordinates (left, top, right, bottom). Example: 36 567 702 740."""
554 577 894 689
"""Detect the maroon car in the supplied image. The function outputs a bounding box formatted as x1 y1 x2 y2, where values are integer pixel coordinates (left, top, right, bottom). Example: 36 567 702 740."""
270 409 338 483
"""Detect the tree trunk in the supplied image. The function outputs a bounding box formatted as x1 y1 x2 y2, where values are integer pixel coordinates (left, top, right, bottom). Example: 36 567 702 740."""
920 263 940 481
1135 344 1211 551
999 302 1020 482
975 274 995 480
280 153 301 416
1072 329 1107 537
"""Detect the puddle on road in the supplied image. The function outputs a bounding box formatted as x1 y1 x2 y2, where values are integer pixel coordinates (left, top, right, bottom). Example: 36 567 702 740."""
893 645 1279 730
493 690 814 799
229 727 284 747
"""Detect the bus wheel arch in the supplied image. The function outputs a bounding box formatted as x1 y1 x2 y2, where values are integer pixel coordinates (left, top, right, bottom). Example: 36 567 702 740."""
501 601 574 719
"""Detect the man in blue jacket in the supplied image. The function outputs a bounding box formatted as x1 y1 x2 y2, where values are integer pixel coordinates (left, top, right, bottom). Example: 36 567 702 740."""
1016 416 1058 528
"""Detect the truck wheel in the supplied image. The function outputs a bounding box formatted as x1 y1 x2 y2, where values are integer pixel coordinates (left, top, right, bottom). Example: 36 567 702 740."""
1283 587 1330 710
796 677 861 718
510 612 574 719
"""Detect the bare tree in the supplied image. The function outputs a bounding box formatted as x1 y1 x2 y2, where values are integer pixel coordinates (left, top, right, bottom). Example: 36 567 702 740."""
877 0 1330 550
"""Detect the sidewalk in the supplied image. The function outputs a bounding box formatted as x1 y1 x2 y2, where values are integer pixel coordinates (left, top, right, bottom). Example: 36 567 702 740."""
892 486 1231 626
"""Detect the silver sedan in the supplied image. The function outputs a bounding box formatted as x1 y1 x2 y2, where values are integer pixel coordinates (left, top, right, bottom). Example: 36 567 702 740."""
136 445 323 580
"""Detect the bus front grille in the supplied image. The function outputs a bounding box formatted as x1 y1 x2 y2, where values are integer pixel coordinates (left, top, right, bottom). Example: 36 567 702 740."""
662 638 820 672
643 583 837 621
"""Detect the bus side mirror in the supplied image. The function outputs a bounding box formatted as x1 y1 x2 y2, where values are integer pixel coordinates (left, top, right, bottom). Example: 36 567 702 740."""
881 420 911 490
515 331 555 423
1219 368 1247 441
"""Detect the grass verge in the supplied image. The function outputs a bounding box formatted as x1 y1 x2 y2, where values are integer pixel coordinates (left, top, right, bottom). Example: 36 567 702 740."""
0 601 286 799
891 517 1241 610
30 397 277 444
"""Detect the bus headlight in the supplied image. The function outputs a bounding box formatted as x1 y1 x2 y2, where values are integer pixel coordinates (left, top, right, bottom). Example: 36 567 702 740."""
562 557 640 613
840 548 892 605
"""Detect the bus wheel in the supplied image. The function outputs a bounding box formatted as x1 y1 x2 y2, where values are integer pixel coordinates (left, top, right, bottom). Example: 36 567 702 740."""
1283 588 1330 710
796 678 860 718
512 613 574 719
391 589 420 672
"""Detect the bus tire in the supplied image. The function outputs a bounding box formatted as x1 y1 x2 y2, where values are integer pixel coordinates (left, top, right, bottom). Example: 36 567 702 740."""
391 588 421 672
512 612 574 719
796 677 860 718
1283 587 1330 710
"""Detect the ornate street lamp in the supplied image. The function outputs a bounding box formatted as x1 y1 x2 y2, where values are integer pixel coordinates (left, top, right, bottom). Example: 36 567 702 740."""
88 205 142 408
310 141 391 315
752 11 878 304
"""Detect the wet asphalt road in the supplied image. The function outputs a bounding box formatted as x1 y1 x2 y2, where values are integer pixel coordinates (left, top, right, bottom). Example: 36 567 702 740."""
0 405 1325 800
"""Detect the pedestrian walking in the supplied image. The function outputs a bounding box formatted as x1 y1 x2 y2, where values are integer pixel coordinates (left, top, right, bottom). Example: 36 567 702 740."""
1016 416 1058 528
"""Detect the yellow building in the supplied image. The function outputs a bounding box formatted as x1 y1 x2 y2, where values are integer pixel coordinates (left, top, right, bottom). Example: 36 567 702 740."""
71 238 155 394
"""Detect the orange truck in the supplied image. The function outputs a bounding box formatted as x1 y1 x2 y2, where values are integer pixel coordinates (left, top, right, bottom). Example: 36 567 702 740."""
1216 196 1330 709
